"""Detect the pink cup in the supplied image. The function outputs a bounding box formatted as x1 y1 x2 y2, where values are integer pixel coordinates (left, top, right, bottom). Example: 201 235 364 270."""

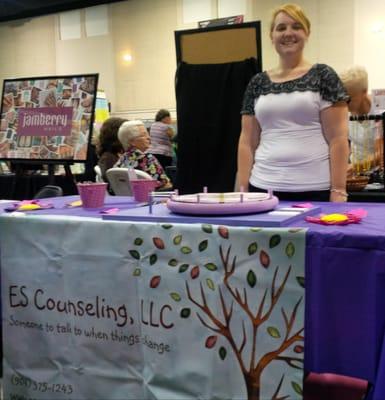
77 182 107 208
130 179 158 202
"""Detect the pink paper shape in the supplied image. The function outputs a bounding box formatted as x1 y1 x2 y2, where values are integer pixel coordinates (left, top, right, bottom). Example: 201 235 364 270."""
292 202 314 208
346 208 368 218
100 208 119 214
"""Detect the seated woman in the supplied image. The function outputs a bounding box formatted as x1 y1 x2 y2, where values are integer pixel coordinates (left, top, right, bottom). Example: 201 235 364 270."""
96 117 127 182
116 120 172 190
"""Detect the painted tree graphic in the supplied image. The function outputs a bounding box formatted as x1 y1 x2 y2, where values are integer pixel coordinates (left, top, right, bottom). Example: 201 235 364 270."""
129 223 305 400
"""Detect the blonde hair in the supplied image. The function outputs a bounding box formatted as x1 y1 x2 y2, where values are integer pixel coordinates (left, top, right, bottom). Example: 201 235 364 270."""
270 3 311 36
117 120 145 150
339 66 368 95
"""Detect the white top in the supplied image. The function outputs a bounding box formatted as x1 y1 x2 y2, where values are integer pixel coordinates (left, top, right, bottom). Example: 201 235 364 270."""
241 64 349 192
250 91 332 191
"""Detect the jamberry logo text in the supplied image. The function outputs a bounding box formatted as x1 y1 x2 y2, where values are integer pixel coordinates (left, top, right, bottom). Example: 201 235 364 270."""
18 107 73 136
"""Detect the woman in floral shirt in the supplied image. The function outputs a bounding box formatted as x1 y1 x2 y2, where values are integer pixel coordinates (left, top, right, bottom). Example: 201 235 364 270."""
116 120 172 190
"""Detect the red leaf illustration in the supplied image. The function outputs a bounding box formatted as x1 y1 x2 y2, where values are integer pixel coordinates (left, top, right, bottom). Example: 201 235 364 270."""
218 226 229 239
150 275 161 288
190 265 200 279
260 250 270 268
153 237 165 249
205 335 218 348
294 345 304 354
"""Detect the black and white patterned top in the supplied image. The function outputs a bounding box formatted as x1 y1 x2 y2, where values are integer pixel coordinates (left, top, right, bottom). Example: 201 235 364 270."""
241 63 349 115
240 64 349 192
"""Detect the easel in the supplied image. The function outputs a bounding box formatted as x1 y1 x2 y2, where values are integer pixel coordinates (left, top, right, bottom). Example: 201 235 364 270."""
9 160 76 200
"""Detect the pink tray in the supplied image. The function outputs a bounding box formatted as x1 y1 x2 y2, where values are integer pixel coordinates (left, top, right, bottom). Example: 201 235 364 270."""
166 192 279 215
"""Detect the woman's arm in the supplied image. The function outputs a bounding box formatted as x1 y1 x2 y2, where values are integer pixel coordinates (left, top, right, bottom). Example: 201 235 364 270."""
166 127 174 139
237 115 261 191
321 103 349 202
144 153 172 189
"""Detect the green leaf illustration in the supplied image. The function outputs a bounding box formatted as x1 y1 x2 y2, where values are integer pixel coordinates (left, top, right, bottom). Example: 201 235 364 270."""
267 326 281 338
149 254 158 265
173 235 182 245
204 263 217 271
181 246 192 254
291 381 303 396
296 276 305 288
134 237 143 245
170 292 181 302
269 234 281 248
133 268 141 276
260 250 270 268
289 228 303 233
129 250 140 260
198 240 208 252
286 242 295 258
202 224 213 233
250 227 262 232
219 346 227 360
168 259 178 267
247 270 257 288
179 264 189 273
161 224 173 229
180 308 191 318
248 242 258 255
206 278 215 291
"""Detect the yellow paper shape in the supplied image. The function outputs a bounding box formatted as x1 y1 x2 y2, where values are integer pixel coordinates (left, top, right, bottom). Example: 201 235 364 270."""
18 204 41 211
320 213 348 223
69 200 82 207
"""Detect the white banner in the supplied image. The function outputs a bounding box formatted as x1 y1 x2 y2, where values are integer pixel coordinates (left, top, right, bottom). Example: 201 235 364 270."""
0 215 306 400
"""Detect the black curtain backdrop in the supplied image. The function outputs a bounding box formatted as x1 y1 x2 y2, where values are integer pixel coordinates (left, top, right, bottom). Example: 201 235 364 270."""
175 58 259 194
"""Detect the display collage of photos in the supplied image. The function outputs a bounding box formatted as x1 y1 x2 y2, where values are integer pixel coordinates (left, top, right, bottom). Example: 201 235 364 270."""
0 75 97 161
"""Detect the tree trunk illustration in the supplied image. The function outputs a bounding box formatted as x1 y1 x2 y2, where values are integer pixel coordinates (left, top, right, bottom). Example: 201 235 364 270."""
186 244 304 400
245 373 261 400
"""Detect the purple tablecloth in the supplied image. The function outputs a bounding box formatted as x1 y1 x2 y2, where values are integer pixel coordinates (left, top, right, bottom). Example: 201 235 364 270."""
1 197 385 399
295 202 385 400
0 195 141 218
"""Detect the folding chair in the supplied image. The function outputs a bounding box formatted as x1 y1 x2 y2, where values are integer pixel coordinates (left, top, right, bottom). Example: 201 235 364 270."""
106 168 152 196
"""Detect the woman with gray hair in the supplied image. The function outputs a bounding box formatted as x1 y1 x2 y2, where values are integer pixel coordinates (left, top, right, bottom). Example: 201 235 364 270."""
115 120 172 190
339 65 371 115
338 66 381 175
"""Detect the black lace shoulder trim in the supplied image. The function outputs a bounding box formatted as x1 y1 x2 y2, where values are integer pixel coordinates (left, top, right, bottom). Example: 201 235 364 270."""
241 63 348 115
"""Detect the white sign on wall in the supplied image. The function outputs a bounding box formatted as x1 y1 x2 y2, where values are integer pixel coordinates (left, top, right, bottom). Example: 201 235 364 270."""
218 0 247 18
182 0 212 24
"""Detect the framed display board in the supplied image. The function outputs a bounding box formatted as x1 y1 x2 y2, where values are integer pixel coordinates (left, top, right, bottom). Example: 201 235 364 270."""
0 73 99 164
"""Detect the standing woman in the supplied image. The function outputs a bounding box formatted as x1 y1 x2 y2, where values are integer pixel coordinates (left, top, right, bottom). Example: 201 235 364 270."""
237 3 350 202
147 109 175 170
